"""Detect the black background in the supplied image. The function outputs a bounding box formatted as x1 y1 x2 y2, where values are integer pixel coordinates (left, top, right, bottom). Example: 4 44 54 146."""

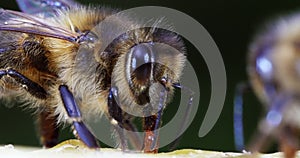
0 0 300 153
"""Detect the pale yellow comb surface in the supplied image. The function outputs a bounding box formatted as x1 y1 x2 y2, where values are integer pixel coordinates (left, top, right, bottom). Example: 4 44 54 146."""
0 139 298 158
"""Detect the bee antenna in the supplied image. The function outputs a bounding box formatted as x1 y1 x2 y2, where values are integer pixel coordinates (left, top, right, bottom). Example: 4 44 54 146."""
76 31 93 42
168 82 194 151
233 82 250 151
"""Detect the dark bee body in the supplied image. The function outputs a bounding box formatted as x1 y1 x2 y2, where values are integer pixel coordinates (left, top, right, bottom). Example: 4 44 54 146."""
0 0 186 152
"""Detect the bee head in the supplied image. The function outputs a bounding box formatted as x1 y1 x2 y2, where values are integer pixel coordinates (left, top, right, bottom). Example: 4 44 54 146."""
109 28 186 116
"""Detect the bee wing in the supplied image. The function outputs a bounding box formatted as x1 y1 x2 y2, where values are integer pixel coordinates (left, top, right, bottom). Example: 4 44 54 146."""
16 0 79 16
0 9 78 42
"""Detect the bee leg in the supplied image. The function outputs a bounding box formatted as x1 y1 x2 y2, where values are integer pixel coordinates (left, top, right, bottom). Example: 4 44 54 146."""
38 107 59 148
143 88 167 153
59 85 99 148
248 94 290 153
108 87 143 151
233 82 251 151
0 68 58 147
279 126 299 158
108 87 128 150
168 83 194 151
122 118 143 151
0 68 47 99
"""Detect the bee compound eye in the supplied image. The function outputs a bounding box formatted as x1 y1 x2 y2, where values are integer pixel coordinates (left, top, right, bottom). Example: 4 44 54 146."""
130 43 154 70
127 43 156 83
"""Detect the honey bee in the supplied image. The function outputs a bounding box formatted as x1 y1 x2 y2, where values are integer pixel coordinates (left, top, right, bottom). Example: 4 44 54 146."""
0 0 188 153
234 12 300 158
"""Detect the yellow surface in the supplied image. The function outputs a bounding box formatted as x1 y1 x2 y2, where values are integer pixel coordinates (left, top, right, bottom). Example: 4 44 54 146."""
0 139 298 158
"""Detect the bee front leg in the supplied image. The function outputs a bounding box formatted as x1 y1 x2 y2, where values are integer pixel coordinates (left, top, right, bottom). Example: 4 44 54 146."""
108 87 143 151
0 68 59 147
59 85 99 148
248 94 290 154
0 68 47 99
108 87 128 151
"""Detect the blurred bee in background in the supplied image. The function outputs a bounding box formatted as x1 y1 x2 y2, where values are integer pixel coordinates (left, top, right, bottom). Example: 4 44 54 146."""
234 12 300 158
0 0 190 153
